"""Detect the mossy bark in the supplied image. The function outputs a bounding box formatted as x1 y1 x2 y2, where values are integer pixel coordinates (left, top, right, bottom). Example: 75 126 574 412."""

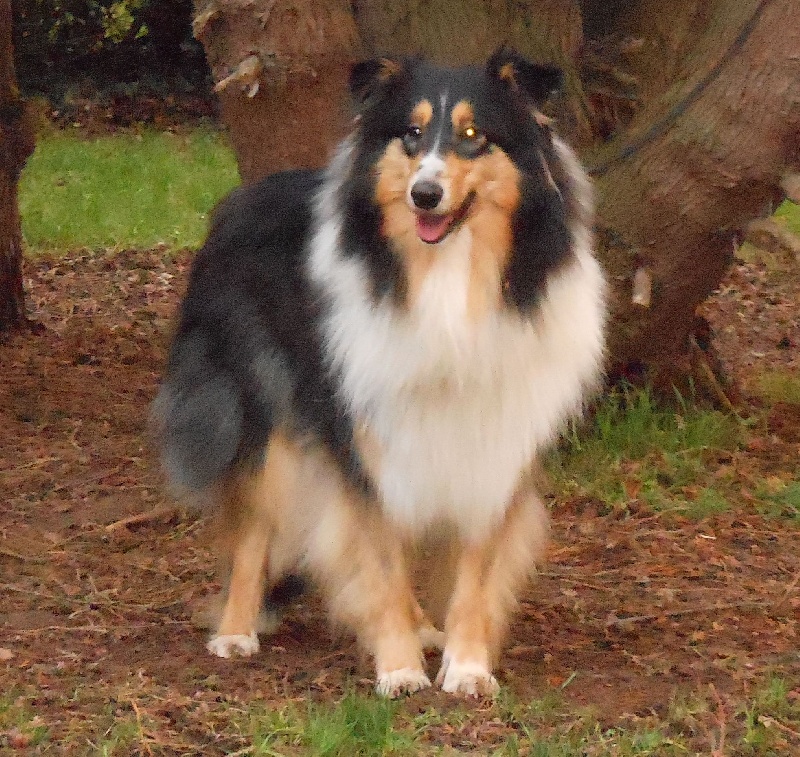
0 0 35 331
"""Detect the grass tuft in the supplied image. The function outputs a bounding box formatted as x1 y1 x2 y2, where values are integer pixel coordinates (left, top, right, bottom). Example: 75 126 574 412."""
248 692 413 756
19 129 239 253
0 693 50 749
548 386 744 515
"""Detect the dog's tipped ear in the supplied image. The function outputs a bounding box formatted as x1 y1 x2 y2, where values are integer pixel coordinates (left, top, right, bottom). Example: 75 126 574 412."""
487 47 563 106
349 57 406 104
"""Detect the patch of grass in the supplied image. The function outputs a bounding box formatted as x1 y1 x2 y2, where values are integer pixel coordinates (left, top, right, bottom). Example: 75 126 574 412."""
0 693 50 749
19 129 239 253
506 696 686 757
246 689 696 756
754 479 800 520
548 386 744 515
91 719 142 756
754 370 800 405
737 676 800 755
775 199 800 236
248 692 415 756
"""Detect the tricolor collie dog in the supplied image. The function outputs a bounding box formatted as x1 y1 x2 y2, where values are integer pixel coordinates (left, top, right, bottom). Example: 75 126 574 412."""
154 49 606 697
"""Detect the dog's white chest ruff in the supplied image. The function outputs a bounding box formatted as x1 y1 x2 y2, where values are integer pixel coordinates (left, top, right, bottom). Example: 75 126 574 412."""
311 212 605 538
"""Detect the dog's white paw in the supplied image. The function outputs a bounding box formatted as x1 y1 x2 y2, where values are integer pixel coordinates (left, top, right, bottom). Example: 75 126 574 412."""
206 632 259 658
436 656 499 697
375 668 431 698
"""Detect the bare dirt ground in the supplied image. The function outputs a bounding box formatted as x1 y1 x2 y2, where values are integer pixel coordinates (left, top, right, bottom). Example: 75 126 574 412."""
1 248 799 753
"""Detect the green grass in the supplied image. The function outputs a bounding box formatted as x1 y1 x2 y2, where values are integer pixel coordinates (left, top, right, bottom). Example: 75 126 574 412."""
755 369 800 405
547 386 745 515
0 693 50 749
754 479 800 521
19 129 239 253
247 693 415 756
234 677 798 756
775 199 800 236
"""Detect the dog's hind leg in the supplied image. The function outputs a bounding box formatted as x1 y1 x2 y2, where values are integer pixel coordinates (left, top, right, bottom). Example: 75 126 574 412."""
436 488 549 696
206 436 298 658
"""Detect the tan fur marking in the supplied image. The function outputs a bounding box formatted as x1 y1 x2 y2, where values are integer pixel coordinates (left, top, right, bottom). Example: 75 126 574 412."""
304 482 426 682
498 62 518 89
378 58 402 81
411 100 433 129
447 148 521 319
212 428 432 690
450 101 475 132
374 139 522 316
353 423 381 481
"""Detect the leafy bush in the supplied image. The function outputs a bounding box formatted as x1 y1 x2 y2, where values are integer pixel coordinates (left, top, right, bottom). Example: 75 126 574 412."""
13 0 209 100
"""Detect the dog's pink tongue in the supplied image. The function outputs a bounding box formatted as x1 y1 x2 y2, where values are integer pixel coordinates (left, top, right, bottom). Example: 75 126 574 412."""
416 214 451 244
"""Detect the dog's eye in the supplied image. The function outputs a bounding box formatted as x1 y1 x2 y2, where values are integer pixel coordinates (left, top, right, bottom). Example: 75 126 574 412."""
402 125 423 155
456 125 488 158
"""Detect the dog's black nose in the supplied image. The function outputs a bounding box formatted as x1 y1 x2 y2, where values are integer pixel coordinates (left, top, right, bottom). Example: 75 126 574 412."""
410 181 444 211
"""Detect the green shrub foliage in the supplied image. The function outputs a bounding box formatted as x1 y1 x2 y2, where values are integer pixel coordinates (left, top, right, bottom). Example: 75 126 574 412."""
12 0 209 99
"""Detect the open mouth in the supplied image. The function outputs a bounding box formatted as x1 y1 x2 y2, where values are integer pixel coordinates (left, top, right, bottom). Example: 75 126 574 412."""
415 191 476 245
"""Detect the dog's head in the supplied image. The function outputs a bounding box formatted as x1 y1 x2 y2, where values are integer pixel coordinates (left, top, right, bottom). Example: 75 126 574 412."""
342 50 573 312
349 49 564 250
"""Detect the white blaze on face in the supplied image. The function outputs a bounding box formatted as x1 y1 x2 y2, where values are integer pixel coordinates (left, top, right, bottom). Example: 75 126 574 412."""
407 152 449 210
406 90 452 214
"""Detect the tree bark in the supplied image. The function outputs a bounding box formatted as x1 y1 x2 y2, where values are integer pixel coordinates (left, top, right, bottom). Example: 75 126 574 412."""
193 0 362 183
589 0 800 384
0 0 35 331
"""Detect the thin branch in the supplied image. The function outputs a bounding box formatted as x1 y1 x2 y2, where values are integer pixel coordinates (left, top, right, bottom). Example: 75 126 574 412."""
605 599 773 628
105 506 180 532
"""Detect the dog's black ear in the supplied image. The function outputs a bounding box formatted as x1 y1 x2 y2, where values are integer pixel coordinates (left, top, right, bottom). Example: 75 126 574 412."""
349 57 406 104
487 47 563 106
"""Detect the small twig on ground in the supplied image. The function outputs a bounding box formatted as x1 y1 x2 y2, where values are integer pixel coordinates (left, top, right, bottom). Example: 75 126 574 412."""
538 571 616 592
2 583 57 600
689 334 738 414
758 715 800 741
225 747 255 757
105 505 180 532
709 683 728 757
12 620 192 635
0 546 47 564
51 465 127 493
605 599 771 628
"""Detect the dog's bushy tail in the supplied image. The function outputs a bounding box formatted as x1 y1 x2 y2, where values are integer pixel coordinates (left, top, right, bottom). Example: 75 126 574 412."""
152 330 244 494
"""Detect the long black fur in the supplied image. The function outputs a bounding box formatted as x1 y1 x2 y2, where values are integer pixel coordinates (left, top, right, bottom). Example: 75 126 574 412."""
154 169 356 493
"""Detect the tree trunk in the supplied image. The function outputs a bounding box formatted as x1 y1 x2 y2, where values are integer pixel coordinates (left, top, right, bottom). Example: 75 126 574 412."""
194 0 800 390
589 0 800 385
193 0 362 183
0 0 35 331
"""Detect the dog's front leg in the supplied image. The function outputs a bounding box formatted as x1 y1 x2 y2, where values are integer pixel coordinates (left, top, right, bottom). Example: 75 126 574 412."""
306 498 431 697
436 489 549 696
